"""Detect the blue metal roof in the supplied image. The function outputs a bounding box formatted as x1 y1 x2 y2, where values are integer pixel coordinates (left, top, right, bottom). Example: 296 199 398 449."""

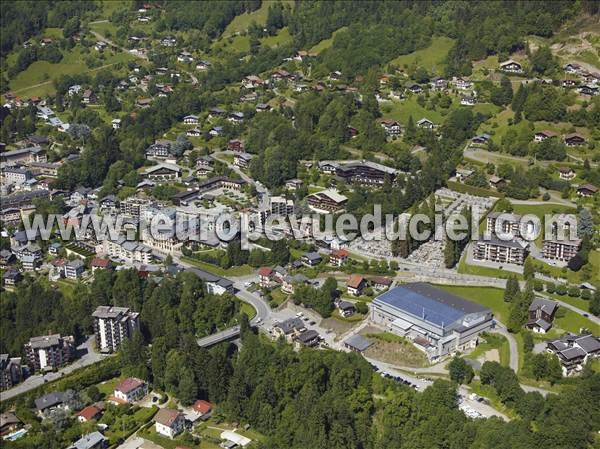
374 283 488 328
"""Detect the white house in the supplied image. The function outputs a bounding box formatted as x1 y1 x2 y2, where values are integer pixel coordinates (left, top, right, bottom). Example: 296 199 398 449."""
154 408 185 438
113 377 148 404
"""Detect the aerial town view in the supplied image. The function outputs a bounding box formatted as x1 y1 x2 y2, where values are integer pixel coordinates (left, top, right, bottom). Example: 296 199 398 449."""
0 1 599 448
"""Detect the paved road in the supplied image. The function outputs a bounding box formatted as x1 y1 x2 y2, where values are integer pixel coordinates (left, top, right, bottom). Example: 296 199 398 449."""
0 336 105 401
490 323 519 373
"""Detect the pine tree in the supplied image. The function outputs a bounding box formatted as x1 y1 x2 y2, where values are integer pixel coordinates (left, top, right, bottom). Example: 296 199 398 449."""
504 275 520 302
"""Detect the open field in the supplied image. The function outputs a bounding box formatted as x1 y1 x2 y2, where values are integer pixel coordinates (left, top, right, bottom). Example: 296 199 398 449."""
9 45 134 97
436 285 510 323
309 26 348 54
390 36 455 72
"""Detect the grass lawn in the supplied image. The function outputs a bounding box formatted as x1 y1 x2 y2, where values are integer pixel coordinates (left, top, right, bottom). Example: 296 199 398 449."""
363 332 429 368
457 256 523 281
105 406 158 445
309 26 348 54
545 292 590 312
181 256 254 276
240 302 257 320
390 36 455 72
269 287 288 307
96 376 122 397
332 309 366 323
436 285 510 324
381 95 446 125
89 20 119 38
554 308 600 334
260 27 292 47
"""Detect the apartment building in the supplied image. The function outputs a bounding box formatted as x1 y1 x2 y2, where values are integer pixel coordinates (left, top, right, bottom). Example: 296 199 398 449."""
24 334 74 372
92 306 140 353
473 236 528 265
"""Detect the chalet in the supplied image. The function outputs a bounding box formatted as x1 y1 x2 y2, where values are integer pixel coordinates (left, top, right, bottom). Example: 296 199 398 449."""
455 168 474 182
183 115 199 125
111 118 121 129
579 85 599 96
91 258 112 272
155 408 185 438
258 267 274 288
255 103 271 112
35 391 67 415
281 273 310 294
337 300 356 318
196 60 211 70
301 251 322 267
40 38 53 46
209 126 223 137
177 51 193 63
329 70 343 81
240 92 258 102
499 60 523 73
0 145 46 165
329 248 349 266
208 107 226 119
195 155 214 174
161 36 177 47
454 77 473 90
380 119 401 137
0 249 15 266
143 163 182 181
146 140 172 158
564 133 586 146
526 298 558 333
405 82 422 94
82 89 96 104
186 128 201 137
228 139 244 152
370 276 392 291
558 167 575 181
242 75 264 89
0 412 22 436
307 189 348 213
460 95 476 106
347 274 367 296
471 134 491 145
233 152 253 169
3 270 22 286
562 79 578 88
534 130 559 142
94 41 107 51
295 329 320 348
285 178 303 190
416 118 434 129
430 76 446 90
271 69 290 81
136 98 153 109
273 317 306 341
547 334 600 376
563 63 581 74
577 184 598 197
489 175 506 189
228 111 244 123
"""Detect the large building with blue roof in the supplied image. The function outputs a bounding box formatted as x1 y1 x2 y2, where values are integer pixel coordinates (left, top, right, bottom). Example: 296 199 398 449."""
371 283 493 360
